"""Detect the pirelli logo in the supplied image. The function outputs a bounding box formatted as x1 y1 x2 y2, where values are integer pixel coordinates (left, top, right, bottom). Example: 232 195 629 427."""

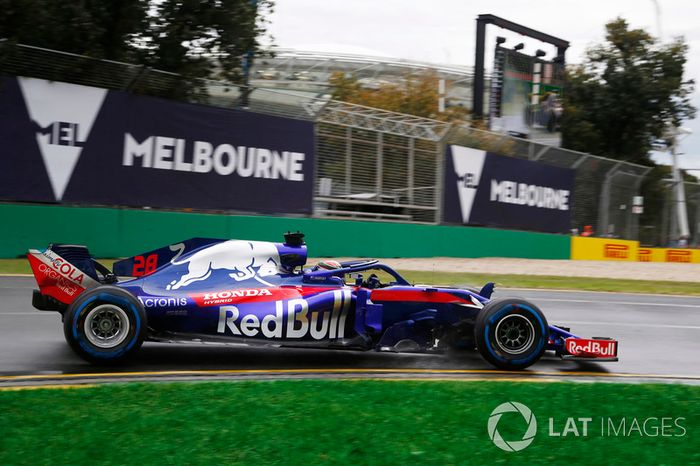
666 249 692 263
637 248 652 262
604 243 629 259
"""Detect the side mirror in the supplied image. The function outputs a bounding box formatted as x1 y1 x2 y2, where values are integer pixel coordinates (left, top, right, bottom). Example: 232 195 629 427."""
353 273 363 287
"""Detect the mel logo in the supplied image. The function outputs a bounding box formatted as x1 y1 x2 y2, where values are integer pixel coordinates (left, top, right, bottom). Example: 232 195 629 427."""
451 145 487 223
18 77 107 201
34 122 84 147
457 172 479 189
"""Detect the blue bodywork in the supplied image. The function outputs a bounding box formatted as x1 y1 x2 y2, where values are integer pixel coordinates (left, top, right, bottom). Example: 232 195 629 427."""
30 235 593 362
103 237 577 354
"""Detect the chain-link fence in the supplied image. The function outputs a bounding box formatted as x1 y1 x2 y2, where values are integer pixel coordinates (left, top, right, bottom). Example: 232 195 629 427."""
0 41 325 121
687 182 700 247
647 181 700 247
314 102 449 223
0 42 679 242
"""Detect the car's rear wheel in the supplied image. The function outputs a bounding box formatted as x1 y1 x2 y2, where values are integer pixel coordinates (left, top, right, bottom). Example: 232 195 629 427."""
63 286 146 364
474 298 548 370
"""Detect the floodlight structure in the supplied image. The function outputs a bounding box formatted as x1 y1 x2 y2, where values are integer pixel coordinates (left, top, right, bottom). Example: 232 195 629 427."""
666 126 693 242
651 1 693 245
472 14 569 120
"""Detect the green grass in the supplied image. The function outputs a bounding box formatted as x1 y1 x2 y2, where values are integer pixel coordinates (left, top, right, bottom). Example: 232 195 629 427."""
3 257 700 295
0 380 697 465
398 270 700 296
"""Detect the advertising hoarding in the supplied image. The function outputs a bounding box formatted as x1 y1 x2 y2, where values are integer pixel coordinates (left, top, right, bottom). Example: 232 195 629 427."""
0 76 315 214
443 145 574 233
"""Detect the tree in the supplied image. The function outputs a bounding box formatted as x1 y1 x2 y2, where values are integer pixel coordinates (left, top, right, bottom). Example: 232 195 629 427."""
0 1 275 98
145 0 274 85
328 70 469 122
0 0 149 61
562 18 695 165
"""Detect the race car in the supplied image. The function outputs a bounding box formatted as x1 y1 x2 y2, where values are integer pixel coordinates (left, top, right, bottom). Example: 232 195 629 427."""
27 232 618 369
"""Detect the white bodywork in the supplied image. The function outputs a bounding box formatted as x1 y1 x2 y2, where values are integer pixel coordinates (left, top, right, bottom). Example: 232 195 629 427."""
166 240 281 290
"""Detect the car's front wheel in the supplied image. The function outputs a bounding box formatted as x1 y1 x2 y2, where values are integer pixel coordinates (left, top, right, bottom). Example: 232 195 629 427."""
63 286 147 364
474 298 548 370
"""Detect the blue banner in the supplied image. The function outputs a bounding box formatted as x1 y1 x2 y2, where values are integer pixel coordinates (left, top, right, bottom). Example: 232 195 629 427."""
0 76 314 214
444 145 574 233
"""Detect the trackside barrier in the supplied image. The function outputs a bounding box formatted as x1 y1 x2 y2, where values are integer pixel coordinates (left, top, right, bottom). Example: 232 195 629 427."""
571 237 639 261
571 237 700 263
0 204 569 260
637 247 700 263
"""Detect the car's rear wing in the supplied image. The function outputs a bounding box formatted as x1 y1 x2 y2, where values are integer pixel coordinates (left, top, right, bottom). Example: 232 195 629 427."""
27 245 101 306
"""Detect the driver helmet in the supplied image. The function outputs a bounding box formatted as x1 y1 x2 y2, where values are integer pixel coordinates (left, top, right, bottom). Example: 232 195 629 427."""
315 259 342 271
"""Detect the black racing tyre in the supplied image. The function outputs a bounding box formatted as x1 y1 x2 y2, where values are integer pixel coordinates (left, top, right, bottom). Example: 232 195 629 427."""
474 298 548 370
63 286 147 364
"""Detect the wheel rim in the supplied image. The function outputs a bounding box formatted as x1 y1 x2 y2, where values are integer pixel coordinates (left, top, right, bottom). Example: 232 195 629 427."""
494 314 535 355
84 304 130 349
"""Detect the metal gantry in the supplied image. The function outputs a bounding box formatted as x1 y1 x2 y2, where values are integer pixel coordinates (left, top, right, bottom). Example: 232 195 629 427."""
317 101 451 141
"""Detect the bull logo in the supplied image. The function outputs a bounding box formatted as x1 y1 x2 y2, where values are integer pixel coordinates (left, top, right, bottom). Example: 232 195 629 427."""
166 240 280 290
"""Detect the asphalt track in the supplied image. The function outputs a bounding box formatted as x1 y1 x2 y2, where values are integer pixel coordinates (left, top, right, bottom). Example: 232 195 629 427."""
1 276 699 387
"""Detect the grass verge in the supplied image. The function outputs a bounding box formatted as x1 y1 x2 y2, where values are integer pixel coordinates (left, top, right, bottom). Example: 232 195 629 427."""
0 380 696 465
3 258 699 295
398 270 700 296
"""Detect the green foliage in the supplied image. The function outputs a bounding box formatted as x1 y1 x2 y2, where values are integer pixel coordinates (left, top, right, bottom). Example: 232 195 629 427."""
145 0 274 83
562 18 695 165
329 70 469 122
0 0 149 61
0 0 275 98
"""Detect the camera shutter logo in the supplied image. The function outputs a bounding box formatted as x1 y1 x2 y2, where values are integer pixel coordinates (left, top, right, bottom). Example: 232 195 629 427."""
488 401 537 452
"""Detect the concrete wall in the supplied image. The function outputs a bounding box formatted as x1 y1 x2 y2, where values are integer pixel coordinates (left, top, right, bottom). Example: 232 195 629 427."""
1 204 571 259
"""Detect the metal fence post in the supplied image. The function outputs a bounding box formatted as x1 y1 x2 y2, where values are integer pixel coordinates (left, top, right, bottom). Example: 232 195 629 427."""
345 126 352 195
598 162 621 236
435 134 448 224
694 193 700 247
660 184 670 247
627 175 640 240
629 168 652 241
407 137 415 205
376 131 383 196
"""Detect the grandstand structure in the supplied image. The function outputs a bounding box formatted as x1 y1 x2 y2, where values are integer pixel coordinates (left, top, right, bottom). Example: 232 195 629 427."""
247 48 477 110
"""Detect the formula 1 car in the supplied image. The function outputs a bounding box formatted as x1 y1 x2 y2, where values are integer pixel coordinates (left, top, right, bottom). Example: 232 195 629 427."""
27 233 619 369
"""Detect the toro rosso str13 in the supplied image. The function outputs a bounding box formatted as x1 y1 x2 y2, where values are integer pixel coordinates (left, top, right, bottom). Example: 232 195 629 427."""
27 233 618 369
